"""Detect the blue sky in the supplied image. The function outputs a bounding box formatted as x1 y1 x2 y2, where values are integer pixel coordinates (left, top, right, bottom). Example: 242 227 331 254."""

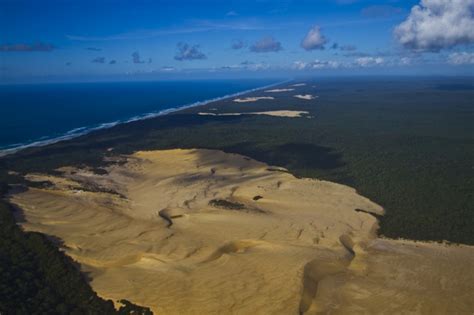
1 0 473 83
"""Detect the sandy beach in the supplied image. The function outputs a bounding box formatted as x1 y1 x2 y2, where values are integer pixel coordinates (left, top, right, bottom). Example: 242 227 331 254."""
10 149 474 314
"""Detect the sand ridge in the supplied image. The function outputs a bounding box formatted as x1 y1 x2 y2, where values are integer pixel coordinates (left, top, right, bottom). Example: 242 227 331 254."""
233 96 274 103
294 94 317 100
10 149 474 314
265 88 295 93
198 110 309 118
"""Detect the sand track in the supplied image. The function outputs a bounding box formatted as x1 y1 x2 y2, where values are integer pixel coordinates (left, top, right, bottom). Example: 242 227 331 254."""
10 149 474 314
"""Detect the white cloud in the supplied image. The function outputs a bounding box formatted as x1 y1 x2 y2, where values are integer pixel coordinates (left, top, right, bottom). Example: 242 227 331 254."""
219 62 271 71
301 25 327 51
395 0 474 51
399 57 412 65
293 59 341 70
174 43 206 61
355 57 384 67
250 36 282 53
293 61 307 70
448 51 474 64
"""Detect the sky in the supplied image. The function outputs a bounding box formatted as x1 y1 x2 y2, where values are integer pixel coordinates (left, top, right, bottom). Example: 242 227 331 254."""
1 0 473 83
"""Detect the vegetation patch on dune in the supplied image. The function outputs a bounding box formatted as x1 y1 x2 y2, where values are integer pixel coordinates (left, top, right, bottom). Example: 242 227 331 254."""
209 199 246 210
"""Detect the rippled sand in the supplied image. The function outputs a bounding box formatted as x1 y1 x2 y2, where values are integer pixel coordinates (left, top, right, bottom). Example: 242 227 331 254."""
10 149 474 314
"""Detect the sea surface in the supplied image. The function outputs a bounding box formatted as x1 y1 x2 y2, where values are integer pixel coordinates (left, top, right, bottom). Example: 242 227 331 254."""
0 79 278 154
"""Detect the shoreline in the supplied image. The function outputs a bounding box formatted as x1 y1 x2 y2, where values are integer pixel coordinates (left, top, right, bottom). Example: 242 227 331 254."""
0 79 290 157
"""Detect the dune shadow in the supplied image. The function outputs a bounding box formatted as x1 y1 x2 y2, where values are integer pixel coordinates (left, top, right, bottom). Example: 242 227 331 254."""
220 142 345 173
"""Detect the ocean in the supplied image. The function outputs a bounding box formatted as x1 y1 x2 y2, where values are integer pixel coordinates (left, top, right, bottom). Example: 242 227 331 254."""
0 79 279 154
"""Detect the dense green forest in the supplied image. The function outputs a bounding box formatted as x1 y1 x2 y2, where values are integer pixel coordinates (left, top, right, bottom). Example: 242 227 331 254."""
0 76 473 311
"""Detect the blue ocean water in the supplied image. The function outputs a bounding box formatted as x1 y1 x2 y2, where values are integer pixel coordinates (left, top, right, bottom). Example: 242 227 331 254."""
0 79 278 153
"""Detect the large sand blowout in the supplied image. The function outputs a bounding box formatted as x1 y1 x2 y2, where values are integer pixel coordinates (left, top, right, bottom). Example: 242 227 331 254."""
233 96 274 103
198 110 309 118
10 149 474 314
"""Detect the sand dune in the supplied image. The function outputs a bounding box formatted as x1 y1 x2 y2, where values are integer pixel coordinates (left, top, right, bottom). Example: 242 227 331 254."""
198 110 309 118
294 94 317 100
265 88 295 93
10 149 474 314
233 96 274 103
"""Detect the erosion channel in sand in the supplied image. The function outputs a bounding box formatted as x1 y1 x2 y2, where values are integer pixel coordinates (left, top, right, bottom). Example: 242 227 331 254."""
10 149 474 314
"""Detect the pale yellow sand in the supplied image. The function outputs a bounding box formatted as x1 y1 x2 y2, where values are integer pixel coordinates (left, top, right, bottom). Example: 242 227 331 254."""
294 94 317 100
233 96 274 103
265 88 295 93
198 110 309 118
10 149 474 314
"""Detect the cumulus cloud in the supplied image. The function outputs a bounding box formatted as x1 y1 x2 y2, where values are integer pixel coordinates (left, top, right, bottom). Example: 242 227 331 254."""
250 36 282 53
0 42 55 52
448 51 474 64
395 0 474 51
132 51 145 63
219 61 270 71
294 56 388 70
355 56 384 67
301 26 327 51
91 57 106 63
293 59 341 70
231 39 245 50
174 42 207 60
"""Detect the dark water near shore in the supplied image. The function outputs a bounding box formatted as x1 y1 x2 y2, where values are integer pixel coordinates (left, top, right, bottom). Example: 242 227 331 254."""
0 79 278 152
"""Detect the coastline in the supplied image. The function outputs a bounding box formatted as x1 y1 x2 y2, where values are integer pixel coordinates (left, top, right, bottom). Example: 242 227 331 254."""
2 76 474 313
0 79 290 158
